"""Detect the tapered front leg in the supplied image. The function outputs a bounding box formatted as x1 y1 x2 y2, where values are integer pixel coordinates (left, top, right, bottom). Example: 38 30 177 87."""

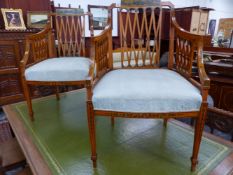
111 117 115 127
87 101 97 167
86 80 97 167
22 80 34 121
191 102 208 171
55 86 60 100
163 118 168 127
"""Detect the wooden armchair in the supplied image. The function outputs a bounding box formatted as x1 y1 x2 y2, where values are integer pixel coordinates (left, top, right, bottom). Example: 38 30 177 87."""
87 3 209 171
20 13 94 121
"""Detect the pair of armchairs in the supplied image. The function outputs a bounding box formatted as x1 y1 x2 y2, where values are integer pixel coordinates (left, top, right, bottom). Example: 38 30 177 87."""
20 3 209 172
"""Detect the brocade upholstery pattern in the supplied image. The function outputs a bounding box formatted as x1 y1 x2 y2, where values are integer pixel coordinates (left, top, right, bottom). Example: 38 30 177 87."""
93 69 202 113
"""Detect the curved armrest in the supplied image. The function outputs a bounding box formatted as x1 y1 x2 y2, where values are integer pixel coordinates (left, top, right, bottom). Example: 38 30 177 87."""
196 44 210 90
170 10 210 99
90 24 113 82
20 24 55 76
20 42 30 76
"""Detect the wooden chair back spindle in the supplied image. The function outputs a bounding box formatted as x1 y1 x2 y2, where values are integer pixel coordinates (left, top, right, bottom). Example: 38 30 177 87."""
51 13 94 57
175 37 195 77
117 6 162 68
170 9 203 78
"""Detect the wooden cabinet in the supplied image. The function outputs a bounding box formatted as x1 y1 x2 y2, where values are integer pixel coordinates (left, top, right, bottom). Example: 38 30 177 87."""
0 40 22 105
208 76 233 112
175 6 212 35
160 6 212 55
189 8 209 35
0 0 52 106
0 30 58 106
203 50 233 141
0 30 38 105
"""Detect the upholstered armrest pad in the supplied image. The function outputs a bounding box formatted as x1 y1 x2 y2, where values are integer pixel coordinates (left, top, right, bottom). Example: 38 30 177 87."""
93 69 202 113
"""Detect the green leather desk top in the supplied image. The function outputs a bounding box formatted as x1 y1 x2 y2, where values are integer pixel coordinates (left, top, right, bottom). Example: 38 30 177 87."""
4 89 233 175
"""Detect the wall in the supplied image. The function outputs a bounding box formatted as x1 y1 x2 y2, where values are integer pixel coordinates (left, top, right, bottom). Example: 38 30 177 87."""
169 0 233 35
53 0 121 36
206 0 233 35
54 0 233 36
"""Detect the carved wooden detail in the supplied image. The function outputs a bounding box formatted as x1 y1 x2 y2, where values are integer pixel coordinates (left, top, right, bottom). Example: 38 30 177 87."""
95 110 199 118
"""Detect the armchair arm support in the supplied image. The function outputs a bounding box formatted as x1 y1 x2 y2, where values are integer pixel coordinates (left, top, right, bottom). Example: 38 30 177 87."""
20 41 30 76
170 10 210 99
90 25 113 82
196 44 210 90
196 43 210 101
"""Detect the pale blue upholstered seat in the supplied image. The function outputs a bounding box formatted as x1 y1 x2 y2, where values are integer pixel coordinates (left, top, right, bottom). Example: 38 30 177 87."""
93 69 202 113
25 57 93 81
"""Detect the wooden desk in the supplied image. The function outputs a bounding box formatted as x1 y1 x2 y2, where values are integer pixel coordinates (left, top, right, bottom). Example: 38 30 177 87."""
3 105 51 175
3 91 233 175
204 47 233 57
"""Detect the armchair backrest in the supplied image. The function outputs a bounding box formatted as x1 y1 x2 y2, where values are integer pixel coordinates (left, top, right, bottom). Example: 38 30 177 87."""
90 25 113 79
116 5 162 68
50 13 94 57
26 25 55 64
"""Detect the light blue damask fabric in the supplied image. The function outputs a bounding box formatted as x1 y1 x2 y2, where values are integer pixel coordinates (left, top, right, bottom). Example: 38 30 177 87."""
93 69 202 113
25 57 93 81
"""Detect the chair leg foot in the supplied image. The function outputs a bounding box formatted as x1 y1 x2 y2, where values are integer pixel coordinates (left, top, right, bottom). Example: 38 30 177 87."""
191 157 198 171
87 100 97 169
163 118 168 127
191 102 207 172
29 111 34 121
22 82 34 121
55 86 60 100
91 155 97 168
111 117 115 127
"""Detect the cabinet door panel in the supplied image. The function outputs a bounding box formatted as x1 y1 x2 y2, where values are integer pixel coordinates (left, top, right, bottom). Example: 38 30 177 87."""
0 74 22 97
220 86 233 112
209 82 221 107
198 12 208 35
190 11 200 34
0 41 20 69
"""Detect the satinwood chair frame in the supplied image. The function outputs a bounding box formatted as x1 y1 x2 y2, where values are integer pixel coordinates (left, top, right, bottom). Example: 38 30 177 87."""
86 2 210 172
